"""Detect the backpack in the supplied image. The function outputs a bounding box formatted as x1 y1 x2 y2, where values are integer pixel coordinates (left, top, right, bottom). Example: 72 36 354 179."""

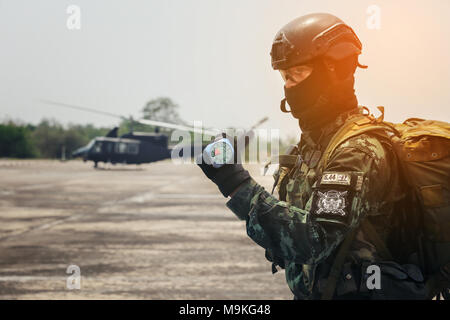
317 107 450 299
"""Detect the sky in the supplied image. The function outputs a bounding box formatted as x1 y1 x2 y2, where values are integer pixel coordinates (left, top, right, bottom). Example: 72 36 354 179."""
1 0 449 140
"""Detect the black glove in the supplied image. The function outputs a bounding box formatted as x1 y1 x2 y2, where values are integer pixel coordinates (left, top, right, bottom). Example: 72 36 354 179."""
198 162 251 197
197 134 251 197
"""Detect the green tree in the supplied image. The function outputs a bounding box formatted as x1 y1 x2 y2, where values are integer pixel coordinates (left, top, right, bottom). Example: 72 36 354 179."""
142 97 184 124
119 97 186 135
30 119 111 158
31 119 65 158
0 122 36 158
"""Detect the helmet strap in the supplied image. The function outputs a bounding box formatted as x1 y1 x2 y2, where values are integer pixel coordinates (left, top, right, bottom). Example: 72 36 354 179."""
280 98 291 113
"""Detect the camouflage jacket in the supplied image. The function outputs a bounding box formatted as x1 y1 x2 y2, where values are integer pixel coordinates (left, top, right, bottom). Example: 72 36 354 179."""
226 109 423 299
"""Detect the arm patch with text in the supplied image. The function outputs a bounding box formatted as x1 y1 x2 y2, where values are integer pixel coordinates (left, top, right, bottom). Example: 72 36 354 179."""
310 172 364 226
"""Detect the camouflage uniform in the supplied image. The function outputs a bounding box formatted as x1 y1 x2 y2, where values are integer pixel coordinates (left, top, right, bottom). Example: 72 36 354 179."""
226 109 427 299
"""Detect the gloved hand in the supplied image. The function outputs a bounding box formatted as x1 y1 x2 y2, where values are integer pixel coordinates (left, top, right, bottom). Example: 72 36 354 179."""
197 162 251 197
197 134 251 197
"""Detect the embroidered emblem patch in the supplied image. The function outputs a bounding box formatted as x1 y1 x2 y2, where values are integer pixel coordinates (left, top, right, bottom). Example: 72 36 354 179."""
321 172 351 186
316 190 348 216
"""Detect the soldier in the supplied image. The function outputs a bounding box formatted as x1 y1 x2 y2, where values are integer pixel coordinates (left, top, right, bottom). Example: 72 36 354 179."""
198 13 428 299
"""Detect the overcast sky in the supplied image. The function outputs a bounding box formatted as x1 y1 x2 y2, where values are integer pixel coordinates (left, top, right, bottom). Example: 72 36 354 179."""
1 0 449 139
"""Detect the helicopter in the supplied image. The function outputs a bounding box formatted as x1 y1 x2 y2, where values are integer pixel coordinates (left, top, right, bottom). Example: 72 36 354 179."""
39 100 268 168
70 127 171 167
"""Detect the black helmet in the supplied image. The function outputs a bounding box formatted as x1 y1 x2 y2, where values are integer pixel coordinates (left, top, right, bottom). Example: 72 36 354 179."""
270 13 362 70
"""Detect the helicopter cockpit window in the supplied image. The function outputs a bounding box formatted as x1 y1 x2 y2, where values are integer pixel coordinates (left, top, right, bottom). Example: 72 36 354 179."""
86 139 95 149
115 142 139 155
106 142 113 154
127 143 139 155
92 141 103 153
116 142 128 154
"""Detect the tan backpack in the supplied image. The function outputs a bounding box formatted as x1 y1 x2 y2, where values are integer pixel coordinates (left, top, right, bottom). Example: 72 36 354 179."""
319 107 450 299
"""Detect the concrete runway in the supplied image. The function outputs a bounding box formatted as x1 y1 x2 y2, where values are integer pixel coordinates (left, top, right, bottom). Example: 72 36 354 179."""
0 159 292 299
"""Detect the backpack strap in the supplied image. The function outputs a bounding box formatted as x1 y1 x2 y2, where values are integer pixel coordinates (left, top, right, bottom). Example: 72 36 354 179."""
360 218 393 261
320 218 395 300
318 114 392 170
321 227 358 300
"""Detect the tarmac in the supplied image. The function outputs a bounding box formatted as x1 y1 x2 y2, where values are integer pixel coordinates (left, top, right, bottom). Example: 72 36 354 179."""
0 159 292 299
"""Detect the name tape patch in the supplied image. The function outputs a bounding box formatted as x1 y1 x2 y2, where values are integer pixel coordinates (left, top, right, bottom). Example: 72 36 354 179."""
321 172 351 186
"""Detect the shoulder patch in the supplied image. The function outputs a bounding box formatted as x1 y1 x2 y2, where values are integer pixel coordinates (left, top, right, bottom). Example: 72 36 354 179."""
311 189 352 225
310 172 365 225
316 190 348 216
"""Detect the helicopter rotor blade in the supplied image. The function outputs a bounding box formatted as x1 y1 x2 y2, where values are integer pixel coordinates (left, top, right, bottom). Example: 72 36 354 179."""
136 116 269 137
250 116 269 130
38 99 268 138
38 99 126 120
135 118 219 136
38 99 220 136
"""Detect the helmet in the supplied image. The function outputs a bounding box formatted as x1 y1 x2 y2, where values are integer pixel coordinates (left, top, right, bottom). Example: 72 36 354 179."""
270 13 362 70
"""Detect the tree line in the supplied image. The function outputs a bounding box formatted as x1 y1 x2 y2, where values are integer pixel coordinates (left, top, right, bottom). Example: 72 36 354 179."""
0 119 111 159
0 97 184 159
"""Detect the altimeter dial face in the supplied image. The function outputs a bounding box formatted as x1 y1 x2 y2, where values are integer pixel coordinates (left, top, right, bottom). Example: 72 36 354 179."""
203 138 234 168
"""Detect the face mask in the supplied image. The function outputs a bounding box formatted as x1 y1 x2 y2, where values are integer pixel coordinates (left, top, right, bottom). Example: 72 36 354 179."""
282 60 357 131
283 60 331 119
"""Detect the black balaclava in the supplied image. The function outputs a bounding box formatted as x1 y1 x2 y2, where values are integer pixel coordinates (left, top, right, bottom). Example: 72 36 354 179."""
282 56 358 134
